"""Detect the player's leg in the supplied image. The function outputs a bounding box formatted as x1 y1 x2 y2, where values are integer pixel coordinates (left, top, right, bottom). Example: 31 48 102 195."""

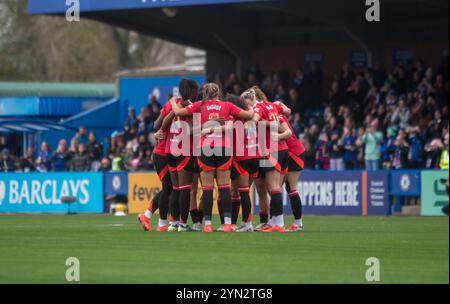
231 177 241 229
178 168 194 232
285 152 304 232
168 170 180 232
235 159 254 232
264 169 284 232
254 177 270 231
138 191 161 231
138 153 168 231
177 156 196 232
216 168 233 233
285 171 304 232
263 151 288 232
190 173 203 231
157 175 172 231
200 170 215 233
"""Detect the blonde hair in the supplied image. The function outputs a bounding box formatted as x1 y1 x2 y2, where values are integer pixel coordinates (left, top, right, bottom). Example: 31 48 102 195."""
240 89 257 103
202 83 220 101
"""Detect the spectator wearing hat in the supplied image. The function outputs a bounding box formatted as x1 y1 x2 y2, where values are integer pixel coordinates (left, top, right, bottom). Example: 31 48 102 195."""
0 149 16 172
359 119 383 171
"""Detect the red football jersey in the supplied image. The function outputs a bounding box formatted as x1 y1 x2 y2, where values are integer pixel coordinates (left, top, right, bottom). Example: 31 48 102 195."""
254 101 288 153
165 98 193 156
280 114 305 156
234 118 261 161
186 99 242 149
153 101 172 156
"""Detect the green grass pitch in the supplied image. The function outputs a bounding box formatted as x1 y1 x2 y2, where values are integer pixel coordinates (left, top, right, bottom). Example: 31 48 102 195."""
0 214 448 284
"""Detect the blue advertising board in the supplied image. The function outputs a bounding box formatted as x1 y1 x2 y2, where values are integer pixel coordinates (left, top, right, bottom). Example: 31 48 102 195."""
253 171 390 216
104 172 128 195
389 170 421 196
253 171 363 216
350 51 368 68
304 54 325 73
392 49 415 66
0 172 104 213
366 171 390 215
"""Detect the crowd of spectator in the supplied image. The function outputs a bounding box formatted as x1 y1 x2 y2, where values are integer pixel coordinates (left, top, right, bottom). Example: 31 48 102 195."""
1 57 448 173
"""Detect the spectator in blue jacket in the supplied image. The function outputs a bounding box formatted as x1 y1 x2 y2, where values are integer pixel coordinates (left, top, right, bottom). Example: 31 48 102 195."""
342 127 358 169
51 139 69 172
37 142 52 172
407 126 424 168
73 126 89 145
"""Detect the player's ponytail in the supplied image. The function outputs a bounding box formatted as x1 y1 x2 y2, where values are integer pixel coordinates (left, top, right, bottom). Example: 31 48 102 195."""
250 85 268 102
202 83 220 103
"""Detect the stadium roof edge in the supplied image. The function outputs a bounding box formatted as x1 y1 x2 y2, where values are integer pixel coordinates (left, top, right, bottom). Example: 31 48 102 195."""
27 0 270 15
0 82 115 98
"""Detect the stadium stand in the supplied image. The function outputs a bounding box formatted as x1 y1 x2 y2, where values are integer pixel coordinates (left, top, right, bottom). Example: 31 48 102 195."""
1 58 448 173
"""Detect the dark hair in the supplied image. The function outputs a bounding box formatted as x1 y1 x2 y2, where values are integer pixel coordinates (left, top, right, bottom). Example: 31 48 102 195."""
225 94 246 110
179 79 192 101
187 79 199 101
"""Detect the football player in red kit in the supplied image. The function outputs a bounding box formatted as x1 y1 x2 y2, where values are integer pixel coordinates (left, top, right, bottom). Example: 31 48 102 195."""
247 87 292 232
170 83 254 233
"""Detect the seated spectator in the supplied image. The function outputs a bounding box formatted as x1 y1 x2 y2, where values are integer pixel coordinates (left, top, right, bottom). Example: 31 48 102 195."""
0 149 15 172
99 158 111 172
137 148 153 171
19 147 35 172
70 143 91 172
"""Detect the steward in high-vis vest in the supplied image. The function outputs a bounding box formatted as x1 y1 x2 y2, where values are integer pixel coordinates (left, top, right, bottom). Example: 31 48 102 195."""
440 134 449 170
440 149 449 170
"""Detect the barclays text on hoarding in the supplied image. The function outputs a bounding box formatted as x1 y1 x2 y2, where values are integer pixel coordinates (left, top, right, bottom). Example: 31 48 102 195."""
0 173 104 213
